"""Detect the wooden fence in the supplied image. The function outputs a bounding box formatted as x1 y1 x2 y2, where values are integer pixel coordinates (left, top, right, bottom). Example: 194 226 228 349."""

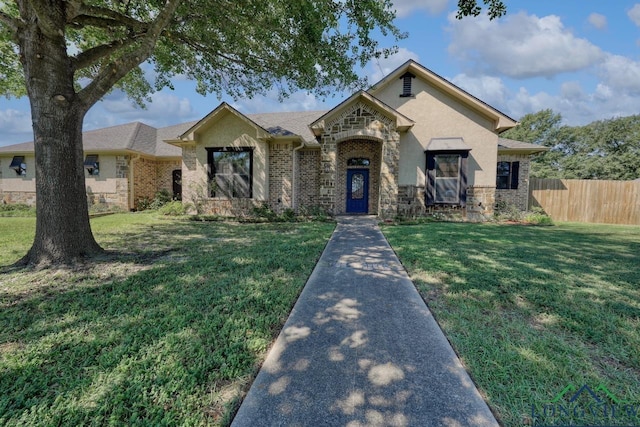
529 178 640 225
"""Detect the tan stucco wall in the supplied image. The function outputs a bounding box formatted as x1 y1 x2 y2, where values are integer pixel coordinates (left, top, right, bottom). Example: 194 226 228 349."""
190 111 269 202
374 77 499 189
0 154 36 193
84 154 120 194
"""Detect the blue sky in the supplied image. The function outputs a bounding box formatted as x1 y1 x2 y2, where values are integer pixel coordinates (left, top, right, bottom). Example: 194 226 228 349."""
2 0 640 146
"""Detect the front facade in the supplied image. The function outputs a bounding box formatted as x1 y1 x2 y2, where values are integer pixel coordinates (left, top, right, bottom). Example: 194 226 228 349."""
0 60 546 218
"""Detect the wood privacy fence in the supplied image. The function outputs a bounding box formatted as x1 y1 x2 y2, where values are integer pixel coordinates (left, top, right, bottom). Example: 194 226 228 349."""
529 178 640 225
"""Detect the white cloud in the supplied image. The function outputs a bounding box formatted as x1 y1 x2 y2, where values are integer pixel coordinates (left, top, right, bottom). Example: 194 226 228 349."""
598 54 640 94
231 88 326 114
0 109 33 146
392 0 449 18
450 73 508 107
368 47 420 82
447 12 604 78
84 91 198 131
628 4 640 26
587 13 607 30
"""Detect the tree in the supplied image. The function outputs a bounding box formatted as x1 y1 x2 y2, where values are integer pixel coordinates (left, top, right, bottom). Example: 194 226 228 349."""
0 0 506 266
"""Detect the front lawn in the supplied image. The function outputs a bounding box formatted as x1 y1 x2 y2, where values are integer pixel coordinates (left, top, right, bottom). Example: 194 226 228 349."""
382 222 640 427
0 213 334 426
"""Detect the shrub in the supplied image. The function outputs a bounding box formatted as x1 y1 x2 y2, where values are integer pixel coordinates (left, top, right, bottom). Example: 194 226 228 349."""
137 189 173 211
494 200 523 222
523 207 553 225
157 200 186 216
0 203 36 217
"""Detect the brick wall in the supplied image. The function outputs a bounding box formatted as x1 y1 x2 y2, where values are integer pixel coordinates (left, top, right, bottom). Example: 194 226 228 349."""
296 149 320 210
398 185 426 217
495 154 530 211
467 186 495 220
268 142 293 213
132 157 181 209
336 139 382 214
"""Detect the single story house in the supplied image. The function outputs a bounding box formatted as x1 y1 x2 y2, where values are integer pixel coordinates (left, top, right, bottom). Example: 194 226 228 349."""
0 60 546 218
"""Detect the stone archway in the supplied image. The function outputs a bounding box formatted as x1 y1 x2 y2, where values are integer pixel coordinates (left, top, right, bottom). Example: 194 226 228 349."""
336 138 382 214
317 102 400 217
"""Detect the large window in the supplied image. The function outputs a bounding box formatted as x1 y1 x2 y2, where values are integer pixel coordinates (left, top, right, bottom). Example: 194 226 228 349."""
434 155 461 203
425 151 469 206
207 147 252 198
496 161 519 190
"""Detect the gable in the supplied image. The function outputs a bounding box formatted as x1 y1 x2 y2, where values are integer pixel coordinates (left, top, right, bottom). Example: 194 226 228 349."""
369 60 517 133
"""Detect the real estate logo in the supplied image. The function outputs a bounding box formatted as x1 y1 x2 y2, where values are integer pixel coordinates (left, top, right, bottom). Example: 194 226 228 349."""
530 383 640 426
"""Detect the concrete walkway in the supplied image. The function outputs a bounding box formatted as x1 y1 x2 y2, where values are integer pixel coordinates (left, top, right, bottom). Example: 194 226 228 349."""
231 216 499 427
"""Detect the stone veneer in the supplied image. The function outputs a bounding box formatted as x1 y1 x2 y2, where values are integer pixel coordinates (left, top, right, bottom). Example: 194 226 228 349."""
495 154 531 211
398 184 495 221
318 102 400 217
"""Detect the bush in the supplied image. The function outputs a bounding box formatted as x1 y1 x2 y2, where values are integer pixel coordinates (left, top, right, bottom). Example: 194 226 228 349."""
523 207 553 225
137 189 173 211
0 203 36 217
157 200 186 216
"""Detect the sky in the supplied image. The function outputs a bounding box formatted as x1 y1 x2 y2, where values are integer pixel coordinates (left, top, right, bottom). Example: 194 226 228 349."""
1 0 640 146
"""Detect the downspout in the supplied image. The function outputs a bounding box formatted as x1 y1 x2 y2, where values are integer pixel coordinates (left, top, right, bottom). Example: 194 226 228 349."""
129 153 141 210
292 139 305 212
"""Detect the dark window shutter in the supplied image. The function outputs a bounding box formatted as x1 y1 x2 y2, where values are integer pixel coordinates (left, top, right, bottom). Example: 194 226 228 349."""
459 153 468 206
425 154 435 205
510 161 520 190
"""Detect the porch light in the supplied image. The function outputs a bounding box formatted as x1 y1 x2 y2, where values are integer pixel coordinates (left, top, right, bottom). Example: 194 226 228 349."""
10 156 26 176
84 154 99 176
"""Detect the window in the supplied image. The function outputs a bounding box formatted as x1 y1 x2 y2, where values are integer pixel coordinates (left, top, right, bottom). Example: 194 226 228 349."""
434 155 461 203
207 147 252 198
425 151 469 206
351 173 365 199
496 161 519 190
347 157 370 167
84 154 99 176
10 156 26 176
399 72 415 97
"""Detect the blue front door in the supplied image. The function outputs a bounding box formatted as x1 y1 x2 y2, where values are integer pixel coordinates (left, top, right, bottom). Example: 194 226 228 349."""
346 169 369 213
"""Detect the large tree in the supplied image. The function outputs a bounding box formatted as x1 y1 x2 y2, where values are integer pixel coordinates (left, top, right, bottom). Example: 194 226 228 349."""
0 0 505 266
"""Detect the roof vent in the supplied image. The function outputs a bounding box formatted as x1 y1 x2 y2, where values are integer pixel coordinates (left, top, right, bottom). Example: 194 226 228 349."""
399 72 415 97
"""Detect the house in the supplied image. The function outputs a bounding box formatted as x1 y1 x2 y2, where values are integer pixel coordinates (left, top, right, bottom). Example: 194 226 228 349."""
0 60 546 218
0 121 185 210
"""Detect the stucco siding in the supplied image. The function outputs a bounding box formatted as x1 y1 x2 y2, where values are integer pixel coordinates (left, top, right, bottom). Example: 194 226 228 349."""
195 112 269 201
375 77 499 189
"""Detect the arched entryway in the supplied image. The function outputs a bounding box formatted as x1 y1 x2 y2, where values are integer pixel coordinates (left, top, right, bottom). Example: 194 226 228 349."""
337 139 382 215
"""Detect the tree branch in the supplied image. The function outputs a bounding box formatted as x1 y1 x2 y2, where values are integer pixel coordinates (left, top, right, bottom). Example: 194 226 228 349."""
69 14 146 31
20 0 62 38
0 10 19 33
74 4 149 30
77 0 183 111
72 36 141 71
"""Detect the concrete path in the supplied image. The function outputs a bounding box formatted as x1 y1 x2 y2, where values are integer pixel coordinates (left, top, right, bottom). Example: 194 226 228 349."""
231 216 499 427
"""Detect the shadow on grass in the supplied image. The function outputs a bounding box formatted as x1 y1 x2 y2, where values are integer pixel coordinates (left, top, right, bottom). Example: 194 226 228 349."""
382 222 640 426
0 219 334 426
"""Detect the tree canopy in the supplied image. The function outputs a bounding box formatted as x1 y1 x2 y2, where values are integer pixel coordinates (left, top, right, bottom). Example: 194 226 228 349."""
502 110 640 180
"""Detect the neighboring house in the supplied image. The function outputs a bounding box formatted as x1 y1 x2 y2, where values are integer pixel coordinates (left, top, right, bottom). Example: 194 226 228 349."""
0 60 547 218
0 121 185 210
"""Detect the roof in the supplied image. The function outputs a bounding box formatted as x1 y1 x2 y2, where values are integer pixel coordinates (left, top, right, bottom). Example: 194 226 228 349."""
426 137 472 152
309 90 414 137
369 59 518 132
498 138 549 154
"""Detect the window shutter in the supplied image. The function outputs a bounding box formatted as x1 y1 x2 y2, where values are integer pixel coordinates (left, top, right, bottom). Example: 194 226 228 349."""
425 154 435 205
510 161 520 190
459 153 469 206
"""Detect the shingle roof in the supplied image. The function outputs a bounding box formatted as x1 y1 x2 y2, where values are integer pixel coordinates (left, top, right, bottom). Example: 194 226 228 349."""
498 138 548 153
248 110 326 143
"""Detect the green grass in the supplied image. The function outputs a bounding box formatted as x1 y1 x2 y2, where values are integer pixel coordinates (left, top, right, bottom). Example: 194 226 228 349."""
382 222 640 427
0 213 334 426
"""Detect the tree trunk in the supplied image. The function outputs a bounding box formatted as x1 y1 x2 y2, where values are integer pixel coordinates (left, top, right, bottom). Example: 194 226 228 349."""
17 8 103 266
